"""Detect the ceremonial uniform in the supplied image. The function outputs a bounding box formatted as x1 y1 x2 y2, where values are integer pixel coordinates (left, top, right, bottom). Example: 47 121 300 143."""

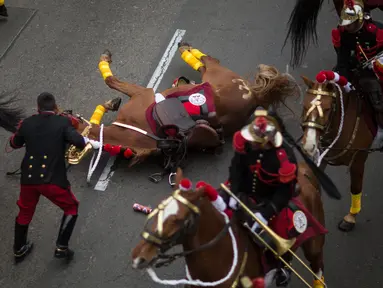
332 0 383 142
227 107 297 287
10 109 88 262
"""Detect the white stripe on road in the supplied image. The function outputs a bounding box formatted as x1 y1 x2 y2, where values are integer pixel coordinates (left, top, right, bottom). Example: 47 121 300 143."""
94 29 187 191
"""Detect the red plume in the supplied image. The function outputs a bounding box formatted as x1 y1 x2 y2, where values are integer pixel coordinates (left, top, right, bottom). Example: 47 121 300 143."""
179 178 192 191
254 116 268 133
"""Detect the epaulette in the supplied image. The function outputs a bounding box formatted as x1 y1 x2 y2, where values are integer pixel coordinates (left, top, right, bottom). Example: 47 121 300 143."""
332 28 341 48
366 22 377 33
232 131 247 153
276 148 297 183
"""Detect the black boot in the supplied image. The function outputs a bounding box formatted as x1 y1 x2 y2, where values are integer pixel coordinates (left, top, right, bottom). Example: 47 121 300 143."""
13 219 34 263
0 5 8 17
54 214 78 260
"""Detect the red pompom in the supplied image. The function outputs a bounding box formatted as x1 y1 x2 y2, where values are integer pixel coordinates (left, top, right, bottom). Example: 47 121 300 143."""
252 278 265 288
254 116 268 133
337 76 348 86
123 148 133 158
103 143 112 153
196 181 218 201
324 70 335 80
179 178 192 191
110 145 122 156
233 131 246 153
316 72 327 83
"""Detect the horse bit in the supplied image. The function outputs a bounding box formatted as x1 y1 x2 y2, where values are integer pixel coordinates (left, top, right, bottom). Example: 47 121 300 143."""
141 189 230 267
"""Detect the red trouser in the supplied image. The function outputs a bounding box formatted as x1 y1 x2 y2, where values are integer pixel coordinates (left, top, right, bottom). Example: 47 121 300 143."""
16 184 79 225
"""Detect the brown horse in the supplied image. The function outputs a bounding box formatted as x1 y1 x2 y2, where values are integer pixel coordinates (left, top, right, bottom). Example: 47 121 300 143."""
283 0 383 68
70 43 299 183
131 166 328 288
300 72 376 232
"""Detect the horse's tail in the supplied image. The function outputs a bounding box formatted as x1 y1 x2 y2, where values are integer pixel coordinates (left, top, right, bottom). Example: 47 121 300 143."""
282 0 325 68
0 92 26 133
249 64 300 111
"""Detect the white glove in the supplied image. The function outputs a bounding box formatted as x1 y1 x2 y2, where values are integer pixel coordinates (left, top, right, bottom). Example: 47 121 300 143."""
251 212 268 232
229 197 238 210
83 137 101 149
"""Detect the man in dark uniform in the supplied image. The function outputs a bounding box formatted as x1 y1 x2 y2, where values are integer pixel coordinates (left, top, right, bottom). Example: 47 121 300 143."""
226 107 298 287
332 0 383 147
9 92 102 263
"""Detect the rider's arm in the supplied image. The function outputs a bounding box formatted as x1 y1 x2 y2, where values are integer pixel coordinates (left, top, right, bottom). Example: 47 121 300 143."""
258 182 294 221
228 131 248 195
63 117 86 149
332 28 351 79
9 121 25 149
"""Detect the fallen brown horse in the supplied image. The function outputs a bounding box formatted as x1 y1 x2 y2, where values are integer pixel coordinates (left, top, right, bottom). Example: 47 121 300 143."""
283 0 383 68
70 43 299 184
131 167 328 288
300 70 376 232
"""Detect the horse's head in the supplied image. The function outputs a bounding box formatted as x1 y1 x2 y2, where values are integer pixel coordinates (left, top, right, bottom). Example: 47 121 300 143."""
131 168 207 270
300 75 338 160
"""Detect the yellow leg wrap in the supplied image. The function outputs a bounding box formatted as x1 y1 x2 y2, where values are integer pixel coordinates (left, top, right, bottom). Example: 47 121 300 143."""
98 61 113 80
190 48 206 60
313 276 325 288
181 50 204 71
0 0 4 6
350 192 362 214
90 105 106 125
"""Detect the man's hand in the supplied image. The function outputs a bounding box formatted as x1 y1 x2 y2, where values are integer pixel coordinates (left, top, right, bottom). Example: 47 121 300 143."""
250 212 268 232
83 137 101 149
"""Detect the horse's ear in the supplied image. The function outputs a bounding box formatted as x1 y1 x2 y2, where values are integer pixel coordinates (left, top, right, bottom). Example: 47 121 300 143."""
174 167 184 187
301 75 315 88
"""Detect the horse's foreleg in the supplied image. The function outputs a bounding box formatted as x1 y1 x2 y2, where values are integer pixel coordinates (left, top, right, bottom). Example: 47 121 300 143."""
98 50 149 97
301 236 326 288
338 152 368 232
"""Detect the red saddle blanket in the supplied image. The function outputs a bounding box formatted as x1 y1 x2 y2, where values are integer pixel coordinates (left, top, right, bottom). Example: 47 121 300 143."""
145 82 216 134
259 197 328 273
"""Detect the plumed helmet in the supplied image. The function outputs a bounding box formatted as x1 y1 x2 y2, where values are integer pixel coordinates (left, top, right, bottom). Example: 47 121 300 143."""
240 106 283 148
339 0 365 26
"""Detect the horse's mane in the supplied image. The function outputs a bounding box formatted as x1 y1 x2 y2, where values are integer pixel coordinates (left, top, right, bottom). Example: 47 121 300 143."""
282 0 325 68
249 64 300 114
0 91 26 133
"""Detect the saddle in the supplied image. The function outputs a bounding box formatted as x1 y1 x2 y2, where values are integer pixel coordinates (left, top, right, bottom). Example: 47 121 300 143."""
153 98 196 134
152 98 221 148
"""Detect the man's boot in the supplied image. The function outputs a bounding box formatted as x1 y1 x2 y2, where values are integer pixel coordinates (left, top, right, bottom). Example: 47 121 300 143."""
13 219 34 263
0 4 8 17
54 214 78 260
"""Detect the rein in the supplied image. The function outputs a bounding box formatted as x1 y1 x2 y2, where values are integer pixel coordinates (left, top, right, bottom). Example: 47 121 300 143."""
142 189 240 286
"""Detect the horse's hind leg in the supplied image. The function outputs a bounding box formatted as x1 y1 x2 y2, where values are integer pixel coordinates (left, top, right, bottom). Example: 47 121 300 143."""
338 152 368 232
301 236 326 288
98 50 151 98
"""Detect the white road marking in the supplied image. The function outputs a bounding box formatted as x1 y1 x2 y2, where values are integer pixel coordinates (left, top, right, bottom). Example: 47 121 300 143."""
94 29 187 191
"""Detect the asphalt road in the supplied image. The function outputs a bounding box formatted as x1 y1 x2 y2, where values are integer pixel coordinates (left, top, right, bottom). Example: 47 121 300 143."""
1 0 383 287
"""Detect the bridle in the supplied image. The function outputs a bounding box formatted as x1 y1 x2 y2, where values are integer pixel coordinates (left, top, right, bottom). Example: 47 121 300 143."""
301 85 338 132
141 189 231 268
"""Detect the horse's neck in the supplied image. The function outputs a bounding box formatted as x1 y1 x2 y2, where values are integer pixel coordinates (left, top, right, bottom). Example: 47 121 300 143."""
183 199 235 280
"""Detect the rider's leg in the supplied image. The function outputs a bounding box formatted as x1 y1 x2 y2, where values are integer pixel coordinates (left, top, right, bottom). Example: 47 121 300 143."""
359 75 383 148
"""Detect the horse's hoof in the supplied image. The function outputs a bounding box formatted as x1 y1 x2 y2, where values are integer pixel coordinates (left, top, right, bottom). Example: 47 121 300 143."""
103 49 112 58
178 41 192 48
338 219 355 232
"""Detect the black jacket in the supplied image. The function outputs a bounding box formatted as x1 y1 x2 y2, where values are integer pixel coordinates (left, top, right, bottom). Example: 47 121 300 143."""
228 142 297 221
9 111 86 188
334 20 383 80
